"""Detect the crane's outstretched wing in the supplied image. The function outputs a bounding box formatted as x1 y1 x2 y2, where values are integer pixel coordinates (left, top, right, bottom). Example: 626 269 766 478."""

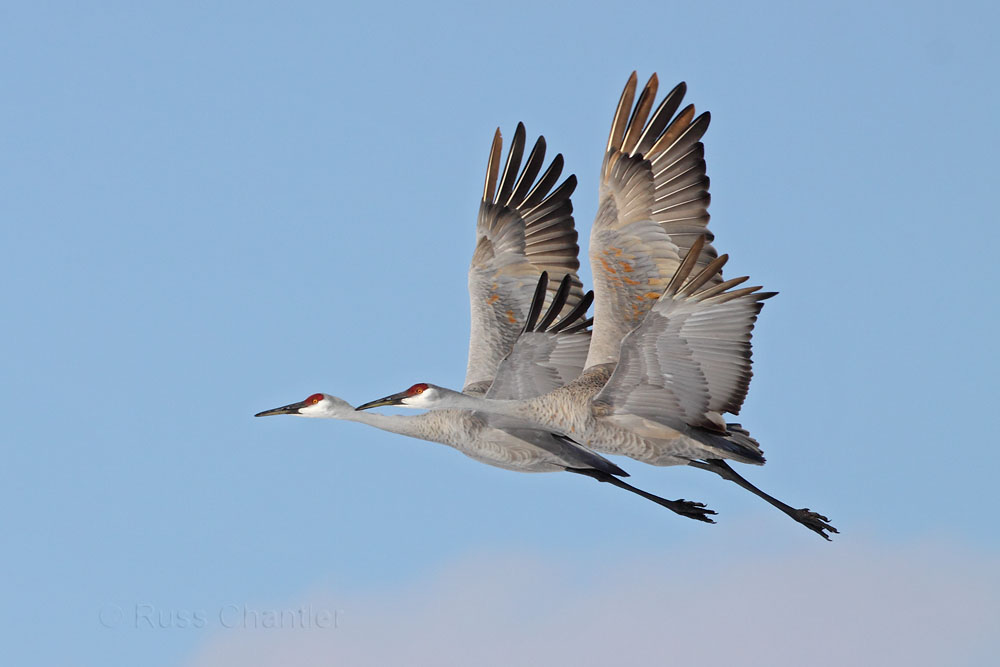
585 73 719 369
487 272 594 400
465 123 586 395
594 237 775 434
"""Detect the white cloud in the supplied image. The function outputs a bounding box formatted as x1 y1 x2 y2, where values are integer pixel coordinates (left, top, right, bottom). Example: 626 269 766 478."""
183 528 999 667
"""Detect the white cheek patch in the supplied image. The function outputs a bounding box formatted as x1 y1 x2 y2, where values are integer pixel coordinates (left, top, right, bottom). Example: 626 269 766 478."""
299 403 324 417
402 392 429 408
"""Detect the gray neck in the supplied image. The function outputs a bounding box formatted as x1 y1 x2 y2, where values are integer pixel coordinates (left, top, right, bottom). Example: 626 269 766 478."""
339 409 435 439
439 388 526 418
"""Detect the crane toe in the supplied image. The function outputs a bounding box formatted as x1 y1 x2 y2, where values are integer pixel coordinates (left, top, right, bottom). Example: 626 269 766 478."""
791 509 838 540
666 499 717 523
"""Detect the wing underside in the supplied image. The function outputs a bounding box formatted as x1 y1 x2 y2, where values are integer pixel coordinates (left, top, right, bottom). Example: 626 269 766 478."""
586 73 719 369
487 272 594 401
465 124 586 395
595 238 775 434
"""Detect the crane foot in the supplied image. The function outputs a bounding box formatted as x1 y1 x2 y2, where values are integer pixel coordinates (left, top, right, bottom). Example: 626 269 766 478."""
664 499 717 523
790 508 838 540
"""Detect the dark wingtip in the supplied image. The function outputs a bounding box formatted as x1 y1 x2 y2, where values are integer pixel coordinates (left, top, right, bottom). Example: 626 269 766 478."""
563 173 578 196
535 274 572 332
521 271 549 334
549 290 593 334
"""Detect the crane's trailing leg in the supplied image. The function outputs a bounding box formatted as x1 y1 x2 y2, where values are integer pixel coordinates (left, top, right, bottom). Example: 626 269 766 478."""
689 459 837 539
565 468 716 523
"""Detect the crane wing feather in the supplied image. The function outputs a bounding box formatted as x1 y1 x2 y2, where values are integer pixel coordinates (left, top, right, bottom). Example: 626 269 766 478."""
486 332 592 400
594 243 775 431
465 125 586 395
585 73 718 370
487 274 594 401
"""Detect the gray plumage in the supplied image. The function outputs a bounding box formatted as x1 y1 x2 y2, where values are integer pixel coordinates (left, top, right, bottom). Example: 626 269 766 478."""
465 123 586 395
586 73 717 370
355 73 836 538
381 235 834 537
486 273 594 401
595 243 774 439
257 120 719 517
408 239 770 466
265 397 621 474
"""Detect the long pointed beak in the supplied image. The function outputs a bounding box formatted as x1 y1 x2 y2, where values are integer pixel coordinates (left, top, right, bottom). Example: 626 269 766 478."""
254 400 307 417
355 391 409 411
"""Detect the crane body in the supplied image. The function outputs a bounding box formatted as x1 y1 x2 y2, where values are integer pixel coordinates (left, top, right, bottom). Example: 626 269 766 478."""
356 74 837 539
256 120 715 521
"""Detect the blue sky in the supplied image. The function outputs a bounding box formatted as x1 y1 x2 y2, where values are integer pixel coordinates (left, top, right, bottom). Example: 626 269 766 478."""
2 2 998 665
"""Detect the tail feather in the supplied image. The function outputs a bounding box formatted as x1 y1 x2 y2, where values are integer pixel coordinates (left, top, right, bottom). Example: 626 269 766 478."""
721 423 765 464
693 422 765 465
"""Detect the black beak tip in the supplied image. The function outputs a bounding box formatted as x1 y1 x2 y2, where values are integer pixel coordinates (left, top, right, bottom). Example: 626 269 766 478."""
355 397 396 411
254 403 302 418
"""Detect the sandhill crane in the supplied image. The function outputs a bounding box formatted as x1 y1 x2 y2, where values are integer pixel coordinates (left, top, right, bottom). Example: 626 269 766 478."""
357 74 837 539
256 124 714 519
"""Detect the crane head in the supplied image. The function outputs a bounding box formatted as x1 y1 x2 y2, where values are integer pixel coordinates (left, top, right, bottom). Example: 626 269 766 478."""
355 383 439 410
255 393 340 418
